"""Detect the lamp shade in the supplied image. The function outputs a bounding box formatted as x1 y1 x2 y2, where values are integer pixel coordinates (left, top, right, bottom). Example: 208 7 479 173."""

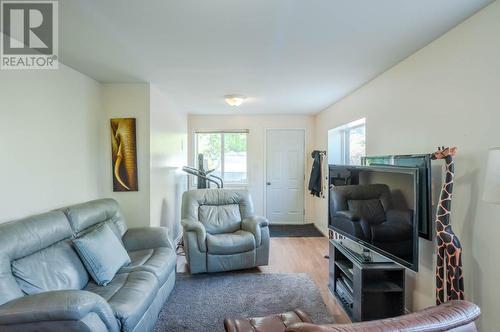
483 147 500 204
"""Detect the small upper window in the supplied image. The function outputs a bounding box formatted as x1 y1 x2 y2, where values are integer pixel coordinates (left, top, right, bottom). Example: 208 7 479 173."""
194 131 248 185
328 118 366 165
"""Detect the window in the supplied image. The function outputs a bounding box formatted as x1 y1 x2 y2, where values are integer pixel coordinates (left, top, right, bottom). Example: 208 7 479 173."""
328 118 366 165
195 131 248 185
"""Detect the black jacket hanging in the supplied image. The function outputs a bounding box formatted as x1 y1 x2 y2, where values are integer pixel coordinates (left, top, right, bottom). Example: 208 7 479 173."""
308 150 322 197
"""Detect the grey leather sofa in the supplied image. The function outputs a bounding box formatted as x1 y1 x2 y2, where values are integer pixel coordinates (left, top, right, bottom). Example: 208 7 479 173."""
0 199 176 332
181 189 269 274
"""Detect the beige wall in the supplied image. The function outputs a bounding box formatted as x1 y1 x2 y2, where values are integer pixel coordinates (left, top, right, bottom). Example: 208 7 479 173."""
1 3 497 327
101 84 189 235
314 2 500 329
150 85 188 241
0 65 103 222
101 84 151 228
0 76 189 235
188 114 317 223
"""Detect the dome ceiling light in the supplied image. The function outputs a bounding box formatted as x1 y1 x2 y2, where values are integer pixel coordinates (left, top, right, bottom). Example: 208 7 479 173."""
224 95 247 107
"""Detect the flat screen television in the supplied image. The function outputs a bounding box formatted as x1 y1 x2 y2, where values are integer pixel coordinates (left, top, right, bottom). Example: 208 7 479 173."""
328 165 419 271
361 154 432 240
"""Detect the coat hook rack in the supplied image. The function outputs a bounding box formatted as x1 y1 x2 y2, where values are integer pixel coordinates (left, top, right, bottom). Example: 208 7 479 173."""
311 150 327 158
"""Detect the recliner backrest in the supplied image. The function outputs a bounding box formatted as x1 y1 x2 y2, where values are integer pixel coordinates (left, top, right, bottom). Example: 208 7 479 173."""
0 198 128 306
331 184 392 223
0 211 75 305
61 198 128 239
181 189 254 234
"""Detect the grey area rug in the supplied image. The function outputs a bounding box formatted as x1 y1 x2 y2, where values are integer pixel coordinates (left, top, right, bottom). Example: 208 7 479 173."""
154 273 334 332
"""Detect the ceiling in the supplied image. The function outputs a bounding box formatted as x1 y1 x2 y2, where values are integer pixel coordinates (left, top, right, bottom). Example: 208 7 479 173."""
59 0 492 115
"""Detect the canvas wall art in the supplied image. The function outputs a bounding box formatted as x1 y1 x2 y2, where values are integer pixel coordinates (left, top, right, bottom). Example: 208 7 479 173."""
110 118 138 191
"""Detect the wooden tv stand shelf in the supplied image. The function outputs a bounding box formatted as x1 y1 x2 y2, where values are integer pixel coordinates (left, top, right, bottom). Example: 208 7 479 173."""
328 239 406 322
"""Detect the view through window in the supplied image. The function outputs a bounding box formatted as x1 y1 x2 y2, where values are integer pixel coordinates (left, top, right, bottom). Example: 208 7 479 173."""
347 124 366 165
195 131 248 184
328 118 366 165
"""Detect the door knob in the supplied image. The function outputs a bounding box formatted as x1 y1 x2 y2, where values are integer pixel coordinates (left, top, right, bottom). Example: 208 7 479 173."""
266 182 271 185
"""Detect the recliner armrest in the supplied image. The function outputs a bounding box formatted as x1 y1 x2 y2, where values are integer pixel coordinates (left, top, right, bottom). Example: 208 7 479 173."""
371 222 412 242
0 290 118 332
122 226 173 251
371 209 413 242
334 211 361 221
181 218 207 252
386 209 413 224
284 300 480 332
242 216 269 247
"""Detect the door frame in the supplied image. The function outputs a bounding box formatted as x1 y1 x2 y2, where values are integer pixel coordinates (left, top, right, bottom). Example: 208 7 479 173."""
263 128 307 225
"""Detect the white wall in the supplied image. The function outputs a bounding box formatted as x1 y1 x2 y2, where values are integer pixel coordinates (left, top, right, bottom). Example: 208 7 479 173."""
150 85 187 241
314 2 500 329
0 65 103 222
101 84 151 228
188 114 317 223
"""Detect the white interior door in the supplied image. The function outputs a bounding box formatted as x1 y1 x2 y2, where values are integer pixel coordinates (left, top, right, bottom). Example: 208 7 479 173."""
266 129 305 224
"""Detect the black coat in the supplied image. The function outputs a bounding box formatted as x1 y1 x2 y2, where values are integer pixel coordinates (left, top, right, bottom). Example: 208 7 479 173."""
308 150 323 197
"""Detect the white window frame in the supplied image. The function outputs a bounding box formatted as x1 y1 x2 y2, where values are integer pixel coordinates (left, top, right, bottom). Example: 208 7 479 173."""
328 118 365 166
193 130 249 186
341 123 365 165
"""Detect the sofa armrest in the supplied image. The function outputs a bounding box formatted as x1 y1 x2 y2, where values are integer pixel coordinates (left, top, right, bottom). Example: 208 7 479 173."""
0 290 118 332
333 210 361 221
181 218 207 252
242 216 269 247
285 300 480 332
122 227 173 251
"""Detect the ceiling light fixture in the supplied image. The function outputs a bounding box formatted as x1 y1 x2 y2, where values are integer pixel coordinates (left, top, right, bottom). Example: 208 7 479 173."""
224 94 246 107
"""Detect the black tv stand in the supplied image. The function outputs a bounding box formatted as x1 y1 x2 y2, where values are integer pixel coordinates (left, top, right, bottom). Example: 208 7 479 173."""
329 239 405 322
335 238 392 265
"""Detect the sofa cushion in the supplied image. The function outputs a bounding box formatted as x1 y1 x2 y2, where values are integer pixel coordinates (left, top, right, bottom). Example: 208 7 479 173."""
207 230 255 255
348 199 386 224
84 271 159 332
199 204 242 234
73 224 131 286
0 255 24 306
224 309 312 332
119 248 176 284
12 241 89 295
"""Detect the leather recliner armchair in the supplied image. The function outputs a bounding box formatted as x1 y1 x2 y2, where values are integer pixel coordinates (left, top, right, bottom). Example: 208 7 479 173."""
225 300 480 332
181 189 270 274
330 184 413 257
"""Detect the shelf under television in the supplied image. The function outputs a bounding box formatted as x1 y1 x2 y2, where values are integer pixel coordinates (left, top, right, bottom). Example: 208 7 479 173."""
329 239 406 322
334 291 353 318
363 281 404 293
334 260 353 281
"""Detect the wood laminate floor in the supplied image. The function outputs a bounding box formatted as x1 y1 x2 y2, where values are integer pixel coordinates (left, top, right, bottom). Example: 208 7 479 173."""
177 236 351 324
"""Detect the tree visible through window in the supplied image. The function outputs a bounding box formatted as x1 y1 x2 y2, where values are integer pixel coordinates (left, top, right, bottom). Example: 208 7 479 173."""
348 125 366 165
195 132 248 184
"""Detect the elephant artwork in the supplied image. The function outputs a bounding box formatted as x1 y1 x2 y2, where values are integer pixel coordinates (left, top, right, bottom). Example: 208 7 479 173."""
110 118 138 191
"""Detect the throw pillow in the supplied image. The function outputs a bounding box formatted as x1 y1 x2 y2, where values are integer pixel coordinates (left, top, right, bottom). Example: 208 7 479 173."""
73 223 131 286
